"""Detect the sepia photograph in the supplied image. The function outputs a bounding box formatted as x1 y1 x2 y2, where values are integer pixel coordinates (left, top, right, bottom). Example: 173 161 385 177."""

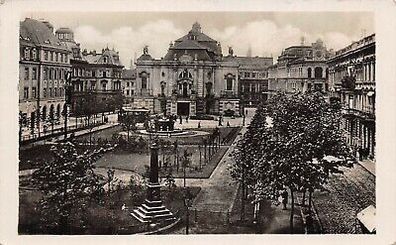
2 1 396 244
15 10 378 235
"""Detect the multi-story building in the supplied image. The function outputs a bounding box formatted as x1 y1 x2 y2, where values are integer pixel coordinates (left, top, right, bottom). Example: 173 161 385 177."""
122 68 137 105
267 39 331 97
55 28 124 116
19 18 71 139
134 22 242 116
223 49 273 108
327 34 376 160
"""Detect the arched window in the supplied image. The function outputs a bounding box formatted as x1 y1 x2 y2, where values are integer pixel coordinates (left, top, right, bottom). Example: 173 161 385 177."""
160 81 166 95
56 104 61 119
314 67 323 78
142 77 147 89
307 68 312 78
226 77 233 90
42 106 47 121
49 104 55 120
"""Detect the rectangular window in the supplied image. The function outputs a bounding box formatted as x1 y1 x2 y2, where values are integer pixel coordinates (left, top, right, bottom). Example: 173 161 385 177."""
49 88 53 97
142 77 147 89
24 67 29 80
50 52 54 61
32 87 37 98
126 90 130 96
56 53 59 62
127 82 130 87
43 88 47 98
23 87 29 99
43 69 48 80
32 68 37 80
24 48 30 60
226 78 233 90
252 73 256 78
131 90 134 95
44 51 48 60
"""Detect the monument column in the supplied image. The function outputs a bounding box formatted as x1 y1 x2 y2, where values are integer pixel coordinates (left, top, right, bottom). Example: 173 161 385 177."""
131 142 175 223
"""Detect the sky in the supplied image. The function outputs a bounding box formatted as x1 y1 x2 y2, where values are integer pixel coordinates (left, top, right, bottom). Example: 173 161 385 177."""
24 12 374 68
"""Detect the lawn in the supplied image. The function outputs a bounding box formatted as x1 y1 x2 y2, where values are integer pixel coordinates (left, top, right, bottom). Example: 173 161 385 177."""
19 185 201 235
94 145 228 179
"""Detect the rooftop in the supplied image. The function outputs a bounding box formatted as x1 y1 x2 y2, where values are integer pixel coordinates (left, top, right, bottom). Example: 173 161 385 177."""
20 18 68 51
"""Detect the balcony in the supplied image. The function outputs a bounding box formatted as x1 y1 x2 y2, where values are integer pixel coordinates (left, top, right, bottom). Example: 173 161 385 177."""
342 105 375 121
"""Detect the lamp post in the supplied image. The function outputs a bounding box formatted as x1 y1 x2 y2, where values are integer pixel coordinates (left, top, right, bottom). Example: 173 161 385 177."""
184 188 193 235
64 71 73 140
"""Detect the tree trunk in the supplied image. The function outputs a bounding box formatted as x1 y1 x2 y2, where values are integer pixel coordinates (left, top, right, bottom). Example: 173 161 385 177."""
308 190 313 213
290 188 294 234
241 169 245 221
302 189 306 207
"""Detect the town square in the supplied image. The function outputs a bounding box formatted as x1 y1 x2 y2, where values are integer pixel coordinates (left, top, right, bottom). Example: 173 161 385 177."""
15 11 377 235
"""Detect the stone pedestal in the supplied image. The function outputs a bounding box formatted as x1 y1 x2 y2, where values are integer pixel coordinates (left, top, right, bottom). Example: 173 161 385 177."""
131 143 175 223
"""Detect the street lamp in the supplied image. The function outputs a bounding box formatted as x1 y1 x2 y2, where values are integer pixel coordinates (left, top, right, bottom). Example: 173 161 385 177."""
184 188 194 235
64 70 73 140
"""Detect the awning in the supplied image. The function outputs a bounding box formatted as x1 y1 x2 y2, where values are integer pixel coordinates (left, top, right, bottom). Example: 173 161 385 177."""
357 205 376 233
367 91 375 97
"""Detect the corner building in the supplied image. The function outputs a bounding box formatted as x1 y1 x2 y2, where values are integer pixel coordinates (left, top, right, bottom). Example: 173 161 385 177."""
327 34 376 160
134 22 242 116
267 39 331 96
55 28 124 116
19 18 71 138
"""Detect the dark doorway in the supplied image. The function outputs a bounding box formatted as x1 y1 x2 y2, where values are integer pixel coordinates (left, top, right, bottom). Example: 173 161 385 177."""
177 102 190 116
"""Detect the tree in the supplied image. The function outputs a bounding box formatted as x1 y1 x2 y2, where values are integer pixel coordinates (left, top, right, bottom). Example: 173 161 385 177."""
32 142 104 233
121 113 137 141
231 91 353 233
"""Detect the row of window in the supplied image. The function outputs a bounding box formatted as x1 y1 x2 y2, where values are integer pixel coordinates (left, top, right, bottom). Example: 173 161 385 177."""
43 67 68 81
126 82 135 87
23 66 68 81
239 71 268 79
125 90 135 96
22 47 68 63
23 87 64 100
73 68 122 78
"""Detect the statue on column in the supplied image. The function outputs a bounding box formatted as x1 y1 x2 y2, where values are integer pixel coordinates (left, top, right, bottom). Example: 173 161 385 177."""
228 46 234 56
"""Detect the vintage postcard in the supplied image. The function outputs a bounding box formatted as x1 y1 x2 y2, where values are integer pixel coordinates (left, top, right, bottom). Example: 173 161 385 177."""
1 0 396 244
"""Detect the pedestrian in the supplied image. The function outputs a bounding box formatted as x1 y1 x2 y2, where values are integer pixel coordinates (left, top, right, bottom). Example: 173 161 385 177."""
281 188 288 210
186 116 189 123
179 115 182 124
227 121 230 127
198 121 201 128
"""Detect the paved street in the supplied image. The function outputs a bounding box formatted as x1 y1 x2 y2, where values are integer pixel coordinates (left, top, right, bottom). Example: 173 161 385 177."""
313 162 375 233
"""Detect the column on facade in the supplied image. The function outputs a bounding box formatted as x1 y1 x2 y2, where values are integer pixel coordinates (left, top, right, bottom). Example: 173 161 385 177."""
370 61 374 82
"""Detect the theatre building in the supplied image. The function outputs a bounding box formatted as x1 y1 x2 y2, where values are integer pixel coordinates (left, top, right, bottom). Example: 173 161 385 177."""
134 22 242 116
327 34 376 160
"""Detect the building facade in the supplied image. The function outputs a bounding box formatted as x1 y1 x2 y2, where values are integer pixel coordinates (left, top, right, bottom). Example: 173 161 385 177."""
327 34 376 160
267 39 331 97
223 51 273 108
134 23 244 116
122 68 137 105
19 18 71 139
55 28 124 116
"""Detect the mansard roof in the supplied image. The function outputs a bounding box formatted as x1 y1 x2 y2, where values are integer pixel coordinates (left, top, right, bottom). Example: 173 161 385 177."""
84 47 123 66
20 18 68 51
